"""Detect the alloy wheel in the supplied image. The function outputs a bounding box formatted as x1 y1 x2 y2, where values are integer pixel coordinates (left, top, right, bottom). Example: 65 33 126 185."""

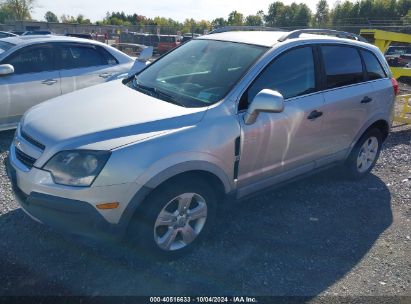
154 193 208 251
357 136 379 173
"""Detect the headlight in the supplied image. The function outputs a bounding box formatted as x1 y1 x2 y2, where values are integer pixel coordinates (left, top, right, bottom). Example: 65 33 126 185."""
43 150 111 187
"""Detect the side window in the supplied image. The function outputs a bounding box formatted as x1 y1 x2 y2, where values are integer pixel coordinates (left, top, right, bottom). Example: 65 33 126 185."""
4 45 54 74
242 46 316 109
360 50 386 80
58 44 111 69
321 45 364 89
98 46 118 65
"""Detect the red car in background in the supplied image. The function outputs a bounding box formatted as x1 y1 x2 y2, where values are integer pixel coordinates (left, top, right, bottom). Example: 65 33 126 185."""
157 35 181 54
397 53 411 68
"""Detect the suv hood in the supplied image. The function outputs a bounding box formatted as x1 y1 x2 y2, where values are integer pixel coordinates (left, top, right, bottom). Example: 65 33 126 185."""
21 80 207 151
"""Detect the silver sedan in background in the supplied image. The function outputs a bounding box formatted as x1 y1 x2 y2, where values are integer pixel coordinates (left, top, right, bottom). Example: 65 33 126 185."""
0 35 143 131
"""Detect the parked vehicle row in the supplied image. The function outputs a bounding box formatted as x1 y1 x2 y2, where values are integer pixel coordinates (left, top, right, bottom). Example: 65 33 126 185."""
5 29 396 258
157 35 181 54
0 31 17 38
119 32 198 54
397 53 411 68
65 33 94 40
384 45 411 67
182 33 201 43
1 30 196 54
110 42 152 58
1 30 54 37
22 30 54 36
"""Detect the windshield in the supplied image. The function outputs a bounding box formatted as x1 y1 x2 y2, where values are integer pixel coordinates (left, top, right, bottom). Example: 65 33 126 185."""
129 39 267 108
0 41 15 55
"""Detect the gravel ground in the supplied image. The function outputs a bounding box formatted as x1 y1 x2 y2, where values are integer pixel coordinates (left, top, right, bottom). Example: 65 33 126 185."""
0 91 410 298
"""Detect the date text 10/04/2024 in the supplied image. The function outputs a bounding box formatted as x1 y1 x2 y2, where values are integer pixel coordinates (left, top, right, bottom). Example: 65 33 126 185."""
149 297 258 303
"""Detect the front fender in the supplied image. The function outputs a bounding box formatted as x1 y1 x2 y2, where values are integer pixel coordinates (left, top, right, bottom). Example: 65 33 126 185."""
136 152 234 194
116 153 234 231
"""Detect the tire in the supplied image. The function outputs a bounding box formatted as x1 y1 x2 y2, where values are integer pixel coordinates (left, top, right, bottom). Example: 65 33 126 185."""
127 176 218 259
344 128 383 180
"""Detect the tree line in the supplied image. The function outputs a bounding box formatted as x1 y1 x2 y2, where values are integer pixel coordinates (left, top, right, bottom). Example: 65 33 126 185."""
0 0 35 22
1 0 411 32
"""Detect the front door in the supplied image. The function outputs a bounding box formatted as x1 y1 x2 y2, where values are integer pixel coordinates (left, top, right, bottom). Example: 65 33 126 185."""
237 46 326 197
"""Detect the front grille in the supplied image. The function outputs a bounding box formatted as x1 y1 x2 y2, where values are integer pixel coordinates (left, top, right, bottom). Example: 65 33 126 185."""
21 130 45 151
15 148 36 169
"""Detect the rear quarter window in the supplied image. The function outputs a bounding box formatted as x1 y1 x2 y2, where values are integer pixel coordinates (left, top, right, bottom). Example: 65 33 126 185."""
360 50 387 80
321 45 364 89
98 46 118 65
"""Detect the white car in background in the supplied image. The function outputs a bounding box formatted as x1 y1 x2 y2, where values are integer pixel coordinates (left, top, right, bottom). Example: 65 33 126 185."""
0 35 150 131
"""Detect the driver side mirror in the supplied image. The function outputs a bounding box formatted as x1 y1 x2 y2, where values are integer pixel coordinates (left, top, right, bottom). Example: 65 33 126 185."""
244 89 285 125
0 64 14 76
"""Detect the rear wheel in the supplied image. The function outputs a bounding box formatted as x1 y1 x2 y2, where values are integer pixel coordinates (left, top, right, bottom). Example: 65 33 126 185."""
128 177 217 258
344 128 383 180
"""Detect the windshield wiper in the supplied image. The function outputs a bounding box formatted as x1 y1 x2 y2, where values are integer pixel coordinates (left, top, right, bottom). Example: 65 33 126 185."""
132 77 186 107
156 89 187 107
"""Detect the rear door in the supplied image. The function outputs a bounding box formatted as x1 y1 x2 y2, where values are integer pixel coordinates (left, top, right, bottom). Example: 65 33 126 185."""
0 43 60 127
359 49 393 122
319 44 377 159
56 43 121 94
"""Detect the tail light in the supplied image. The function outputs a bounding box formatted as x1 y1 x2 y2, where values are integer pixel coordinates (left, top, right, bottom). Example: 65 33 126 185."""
391 78 399 96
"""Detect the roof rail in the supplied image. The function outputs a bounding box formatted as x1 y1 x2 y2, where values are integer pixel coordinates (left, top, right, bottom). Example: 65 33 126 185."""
278 29 368 43
209 26 282 34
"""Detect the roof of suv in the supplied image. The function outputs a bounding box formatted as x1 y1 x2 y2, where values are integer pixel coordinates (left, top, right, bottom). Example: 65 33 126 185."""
201 31 287 47
201 31 369 48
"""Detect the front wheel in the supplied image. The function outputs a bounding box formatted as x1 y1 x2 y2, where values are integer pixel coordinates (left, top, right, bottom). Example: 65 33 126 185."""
127 177 217 258
344 128 383 180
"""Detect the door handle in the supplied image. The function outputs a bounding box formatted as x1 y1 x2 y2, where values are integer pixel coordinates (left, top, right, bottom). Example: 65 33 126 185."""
307 110 323 120
42 79 58 85
99 73 112 78
361 96 373 104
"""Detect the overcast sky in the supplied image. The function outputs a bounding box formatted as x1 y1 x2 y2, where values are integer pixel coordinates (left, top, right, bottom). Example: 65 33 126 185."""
32 0 339 22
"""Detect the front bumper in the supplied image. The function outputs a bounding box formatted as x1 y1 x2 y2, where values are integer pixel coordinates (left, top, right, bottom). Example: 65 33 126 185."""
5 157 127 239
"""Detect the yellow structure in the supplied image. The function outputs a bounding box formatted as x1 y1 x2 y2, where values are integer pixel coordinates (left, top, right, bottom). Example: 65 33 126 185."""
360 29 411 79
390 67 411 79
394 94 411 124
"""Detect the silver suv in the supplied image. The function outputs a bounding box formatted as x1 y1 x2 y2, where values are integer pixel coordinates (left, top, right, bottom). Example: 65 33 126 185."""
6 29 396 257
